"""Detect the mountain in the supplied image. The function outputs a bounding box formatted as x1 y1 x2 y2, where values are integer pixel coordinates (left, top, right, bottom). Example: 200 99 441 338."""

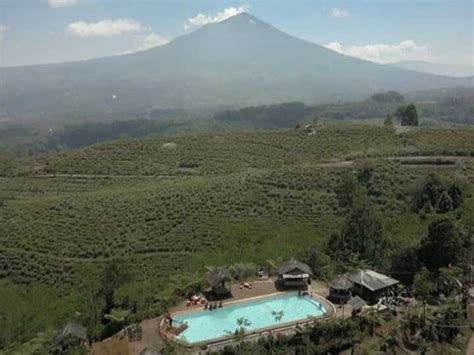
390 60 474 78
0 13 472 124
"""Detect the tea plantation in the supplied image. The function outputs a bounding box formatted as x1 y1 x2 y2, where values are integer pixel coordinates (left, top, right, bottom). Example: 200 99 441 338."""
1 125 473 286
0 124 473 350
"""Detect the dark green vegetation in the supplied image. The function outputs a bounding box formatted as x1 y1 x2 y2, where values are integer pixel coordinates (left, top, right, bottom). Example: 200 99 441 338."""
0 13 471 124
400 104 419 126
210 300 468 354
1 88 473 153
0 124 473 352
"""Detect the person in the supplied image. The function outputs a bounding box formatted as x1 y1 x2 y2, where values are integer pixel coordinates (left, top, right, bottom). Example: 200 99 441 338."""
218 301 223 308
204 302 208 310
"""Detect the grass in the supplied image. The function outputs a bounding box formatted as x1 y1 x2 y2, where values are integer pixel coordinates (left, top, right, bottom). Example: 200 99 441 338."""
1 123 473 352
1 124 473 289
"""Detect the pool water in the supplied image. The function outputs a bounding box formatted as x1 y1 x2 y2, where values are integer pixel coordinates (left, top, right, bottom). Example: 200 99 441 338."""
173 293 326 344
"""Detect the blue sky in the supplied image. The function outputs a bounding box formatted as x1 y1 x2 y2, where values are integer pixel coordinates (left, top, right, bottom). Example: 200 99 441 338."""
0 0 472 67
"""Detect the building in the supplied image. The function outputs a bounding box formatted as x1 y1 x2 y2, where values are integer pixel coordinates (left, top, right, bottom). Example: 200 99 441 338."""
328 274 353 304
329 269 399 305
349 269 399 304
207 267 232 297
277 258 313 288
51 322 88 352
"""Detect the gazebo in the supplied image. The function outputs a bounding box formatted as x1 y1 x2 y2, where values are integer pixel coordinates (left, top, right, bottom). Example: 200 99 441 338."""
207 267 232 297
329 274 353 304
277 258 313 288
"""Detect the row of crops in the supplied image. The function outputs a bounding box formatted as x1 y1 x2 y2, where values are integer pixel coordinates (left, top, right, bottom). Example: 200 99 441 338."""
1 152 473 288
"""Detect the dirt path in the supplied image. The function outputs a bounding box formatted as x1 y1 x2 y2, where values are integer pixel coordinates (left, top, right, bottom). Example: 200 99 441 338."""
21 155 474 180
31 173 177 179
466 331 474 355
315 155 474 169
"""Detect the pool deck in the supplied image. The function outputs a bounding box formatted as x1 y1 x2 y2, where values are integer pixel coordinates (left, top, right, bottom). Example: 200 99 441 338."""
162 277 336 351
91 278 337 355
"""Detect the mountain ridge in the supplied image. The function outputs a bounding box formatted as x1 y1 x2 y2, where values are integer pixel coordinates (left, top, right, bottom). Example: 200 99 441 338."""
0 12 472 123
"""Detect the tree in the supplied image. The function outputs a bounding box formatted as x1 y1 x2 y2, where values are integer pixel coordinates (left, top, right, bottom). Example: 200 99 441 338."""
234 317 251 342
357 163 374 185
419 219 463 273
300 246 333 280
336 172 364 209
372 91 404 103
413 174 445 213
414 176 464 214
448 183 464 209
401 103 419 126
390 249 421 285
271 310 284 323
384 115 393 126
394 105 407 121
439 266 463 297
435 190 453 214
330 195 388 267
229 263 257 283
413 267 436 301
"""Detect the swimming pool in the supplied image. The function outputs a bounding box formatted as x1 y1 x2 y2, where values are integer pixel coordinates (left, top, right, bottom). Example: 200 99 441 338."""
173 293 326 345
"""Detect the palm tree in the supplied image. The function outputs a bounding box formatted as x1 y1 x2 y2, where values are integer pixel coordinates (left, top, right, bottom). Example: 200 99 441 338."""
265 257 283 276
229 263 257 282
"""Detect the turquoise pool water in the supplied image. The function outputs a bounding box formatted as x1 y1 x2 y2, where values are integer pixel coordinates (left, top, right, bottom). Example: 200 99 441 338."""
173 293 326 344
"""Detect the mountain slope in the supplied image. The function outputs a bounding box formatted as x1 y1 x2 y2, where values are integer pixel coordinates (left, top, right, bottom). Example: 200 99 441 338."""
390 60 474 78
0 13 471 123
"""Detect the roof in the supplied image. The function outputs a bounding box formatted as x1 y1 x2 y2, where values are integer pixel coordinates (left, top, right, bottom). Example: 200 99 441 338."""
53 322 87 344
207 267 232 288
348 296 367 310
330 274 354 290
348 269 399 292
277 258 313 276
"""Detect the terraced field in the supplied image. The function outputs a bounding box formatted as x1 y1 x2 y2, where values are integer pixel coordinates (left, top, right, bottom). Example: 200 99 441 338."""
1 125 473 290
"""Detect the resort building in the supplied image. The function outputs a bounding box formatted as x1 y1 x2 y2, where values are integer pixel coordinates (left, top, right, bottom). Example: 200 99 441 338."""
329 269 399 305
277 258 313 288
207 267 233 297
328 273 353 304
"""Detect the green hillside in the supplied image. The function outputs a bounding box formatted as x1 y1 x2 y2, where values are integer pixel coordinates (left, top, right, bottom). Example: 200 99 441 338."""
1 125 473 285
1 124 473 350
36 125 474 177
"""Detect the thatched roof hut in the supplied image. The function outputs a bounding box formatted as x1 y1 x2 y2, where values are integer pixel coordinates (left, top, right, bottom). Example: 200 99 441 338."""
277 258 313 288
207 267 232 296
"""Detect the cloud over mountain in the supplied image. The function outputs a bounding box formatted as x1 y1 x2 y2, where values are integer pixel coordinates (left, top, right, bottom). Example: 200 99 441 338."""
184 5 249 29
325 40 429 64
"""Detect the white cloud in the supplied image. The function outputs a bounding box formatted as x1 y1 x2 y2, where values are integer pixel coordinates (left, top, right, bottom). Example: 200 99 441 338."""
67 19 142 37
330 7 349 18
47 0 81 8
184 5 249 29
121 32 169 54
324 40 429 64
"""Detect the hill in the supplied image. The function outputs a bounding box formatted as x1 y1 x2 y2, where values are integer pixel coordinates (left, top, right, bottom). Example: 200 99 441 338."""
390 60 474 78
1 124 474 349
1 13 471 124
1 125 473 284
